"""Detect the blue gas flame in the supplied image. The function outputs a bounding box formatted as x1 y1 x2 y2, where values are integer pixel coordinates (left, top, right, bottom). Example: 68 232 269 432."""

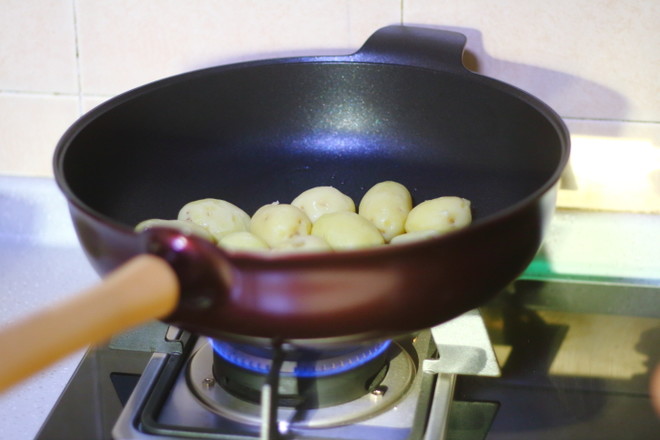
211 339 391 378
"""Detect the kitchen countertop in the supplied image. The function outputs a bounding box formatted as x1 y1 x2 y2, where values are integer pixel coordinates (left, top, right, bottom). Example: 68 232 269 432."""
0 175 99 440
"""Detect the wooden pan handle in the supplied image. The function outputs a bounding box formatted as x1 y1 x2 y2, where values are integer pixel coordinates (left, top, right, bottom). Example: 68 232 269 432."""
0 254 179 393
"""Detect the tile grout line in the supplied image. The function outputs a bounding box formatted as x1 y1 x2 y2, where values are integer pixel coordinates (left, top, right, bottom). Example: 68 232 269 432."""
562 117 660 125
0 89 113 101
0 90 77 97
72 0 83 116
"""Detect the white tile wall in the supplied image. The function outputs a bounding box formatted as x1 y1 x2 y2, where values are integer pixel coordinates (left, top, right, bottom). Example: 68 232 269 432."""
0 93 79 175
404 0 659 121
0 0 77 93
76 0 401 95
0 0 658 212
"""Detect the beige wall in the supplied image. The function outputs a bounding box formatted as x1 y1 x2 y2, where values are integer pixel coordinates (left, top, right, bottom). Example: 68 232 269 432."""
1 0 658 211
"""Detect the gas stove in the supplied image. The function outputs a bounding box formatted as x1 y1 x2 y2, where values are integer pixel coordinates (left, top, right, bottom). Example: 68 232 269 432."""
36 308 501 440
32 278 660 440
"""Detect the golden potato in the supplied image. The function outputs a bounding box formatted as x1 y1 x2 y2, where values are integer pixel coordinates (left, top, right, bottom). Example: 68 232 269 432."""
311 211 384 250
143 183 472 255
291 186 355 222
250 203 312 247
390 230 441 245
358 181 412 242
218 231 269 252
271 235 332 253
405 196 471 234
177 198 250 242
135 219 216 242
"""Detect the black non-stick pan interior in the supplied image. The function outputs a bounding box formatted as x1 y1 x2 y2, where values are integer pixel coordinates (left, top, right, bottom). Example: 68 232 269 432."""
59 61 563 230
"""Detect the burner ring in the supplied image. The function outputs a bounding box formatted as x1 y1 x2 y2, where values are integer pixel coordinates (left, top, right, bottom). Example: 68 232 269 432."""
211 339 392 378
187 341 416 428
210 339 392 408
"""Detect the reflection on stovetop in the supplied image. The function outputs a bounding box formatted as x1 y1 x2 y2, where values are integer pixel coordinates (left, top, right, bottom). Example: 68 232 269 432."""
457 279 660 440
35 279 660 440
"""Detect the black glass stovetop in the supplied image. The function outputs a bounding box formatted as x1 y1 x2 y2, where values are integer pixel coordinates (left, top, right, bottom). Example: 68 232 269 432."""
36 279 660 440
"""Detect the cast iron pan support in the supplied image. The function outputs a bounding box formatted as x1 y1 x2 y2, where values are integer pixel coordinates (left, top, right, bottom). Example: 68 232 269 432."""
261 341 285 440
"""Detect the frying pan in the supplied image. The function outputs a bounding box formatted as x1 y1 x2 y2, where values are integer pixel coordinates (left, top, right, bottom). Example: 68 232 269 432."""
0 26 569 391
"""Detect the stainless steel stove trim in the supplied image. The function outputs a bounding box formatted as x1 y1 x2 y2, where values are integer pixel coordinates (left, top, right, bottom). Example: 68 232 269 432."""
112 353 169 440
423 373 456 440
428 309 501 377
419 308 496 440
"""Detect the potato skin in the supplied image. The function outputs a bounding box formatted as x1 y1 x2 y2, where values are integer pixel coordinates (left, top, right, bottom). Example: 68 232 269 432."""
218 231 269 252
135 218 215 242
271 235 332 253
405 196 472 234
177 198 250 242
141 185 471 254
250 203 312 247
390 230 441 245
291 186 355 222
358 181 412 242
311 211 385 250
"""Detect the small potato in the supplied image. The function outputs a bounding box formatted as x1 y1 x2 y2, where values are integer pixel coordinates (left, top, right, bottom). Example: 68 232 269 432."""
178 198 250 242
390 230 441 245
250 203 312 247
311 211 384 250
291 186 355 222
358 181 412 242
135 219 215 243
218 231 269 252
405 196 472 234
271 235 332 254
